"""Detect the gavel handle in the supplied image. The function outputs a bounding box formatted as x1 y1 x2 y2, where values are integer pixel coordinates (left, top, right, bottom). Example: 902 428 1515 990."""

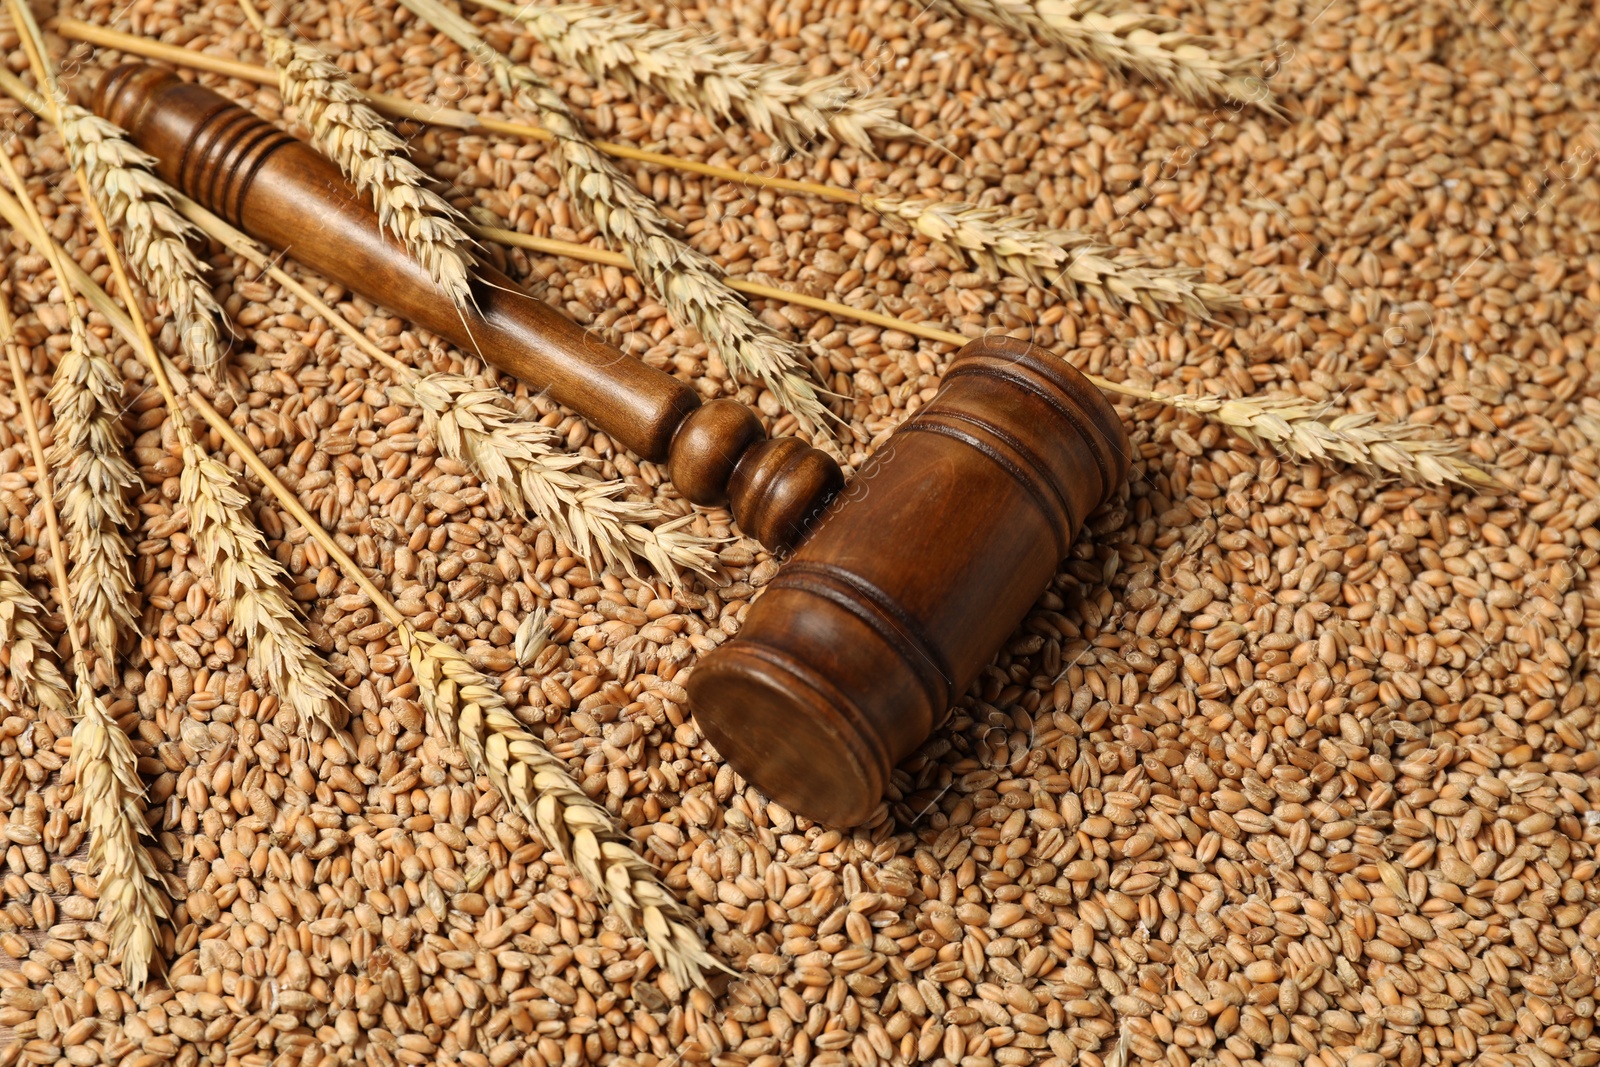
95 64 842 550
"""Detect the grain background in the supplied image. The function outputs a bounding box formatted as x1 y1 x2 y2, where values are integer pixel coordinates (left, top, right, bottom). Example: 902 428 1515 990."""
0 0 1598 1065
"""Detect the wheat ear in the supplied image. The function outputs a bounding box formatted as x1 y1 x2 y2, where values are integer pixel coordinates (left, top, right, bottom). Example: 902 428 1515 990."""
410 374 719 582
0 0 224 378
859 193 1235 315
57 106 225 376
181 443 346 742
397 0 833 434
940 0 1274 109
1103 382 1496 489
466 0 914 153
244 2 477 312
70 678 170 987
401 627 721 988
0 202 720 986
0 150 139 665
1 285 166 990
0 534 72 720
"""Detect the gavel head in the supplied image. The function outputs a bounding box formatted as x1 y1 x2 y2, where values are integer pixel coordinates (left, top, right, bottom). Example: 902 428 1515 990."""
688 336 1130 826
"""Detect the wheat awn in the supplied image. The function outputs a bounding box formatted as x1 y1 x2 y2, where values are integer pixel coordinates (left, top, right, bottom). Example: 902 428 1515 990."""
245 1 478 312
939 0 1274 110
466 0 914 153
397 0 834 435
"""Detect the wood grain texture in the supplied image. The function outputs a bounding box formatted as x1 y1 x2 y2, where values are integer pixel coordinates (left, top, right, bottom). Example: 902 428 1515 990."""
689 337 1130 825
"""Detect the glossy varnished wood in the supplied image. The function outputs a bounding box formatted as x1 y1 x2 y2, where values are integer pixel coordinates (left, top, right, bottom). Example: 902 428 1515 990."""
689 337 1130 825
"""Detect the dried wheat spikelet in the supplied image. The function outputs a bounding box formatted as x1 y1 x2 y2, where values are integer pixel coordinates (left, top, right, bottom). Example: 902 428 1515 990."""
409 373 720 582
181 441 345 741
255 23 478 311
860 193 1236 315
57 106 225 375
0 544 71 718
70 672 169 988
398 0 832 434
939 0 1273 109
514 605 551 668
44 317 141 662
400 625 720 989
1127 389 1496 489
467 0 914 153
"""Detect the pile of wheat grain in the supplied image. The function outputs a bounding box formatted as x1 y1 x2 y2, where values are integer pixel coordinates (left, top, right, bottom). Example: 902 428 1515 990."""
1 0 1598 1066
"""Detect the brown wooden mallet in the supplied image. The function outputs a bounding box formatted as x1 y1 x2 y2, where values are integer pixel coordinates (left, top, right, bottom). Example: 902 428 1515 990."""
95 64 1130 827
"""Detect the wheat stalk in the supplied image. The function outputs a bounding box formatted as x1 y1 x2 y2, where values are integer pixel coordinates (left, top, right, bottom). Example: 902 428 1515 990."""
247 7 478 312
1107 383 1496 488
397 0 833 435
409 374 720 582
400 626 721 988
940 0 1274 109
181 442 345 742
1 279 166 990
57 106 225 376
1 164 1491 497
0 540 72 719
466 0 914 153
859 193 1236 315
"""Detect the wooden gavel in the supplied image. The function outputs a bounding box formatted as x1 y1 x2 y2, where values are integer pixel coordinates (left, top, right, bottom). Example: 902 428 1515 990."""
96 64 1130 826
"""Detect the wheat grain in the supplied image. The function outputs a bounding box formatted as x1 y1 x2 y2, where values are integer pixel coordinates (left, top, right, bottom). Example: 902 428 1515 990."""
0 543 71 719
409 373 721 582
939 0 1273 109
860 193 1236 315
400 625 720 989
398 0 833 434
466 0 914 153
180 441 345 742
254 20 478 311
1106 383 1497 489
57 106 225 375
69 672 169 988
